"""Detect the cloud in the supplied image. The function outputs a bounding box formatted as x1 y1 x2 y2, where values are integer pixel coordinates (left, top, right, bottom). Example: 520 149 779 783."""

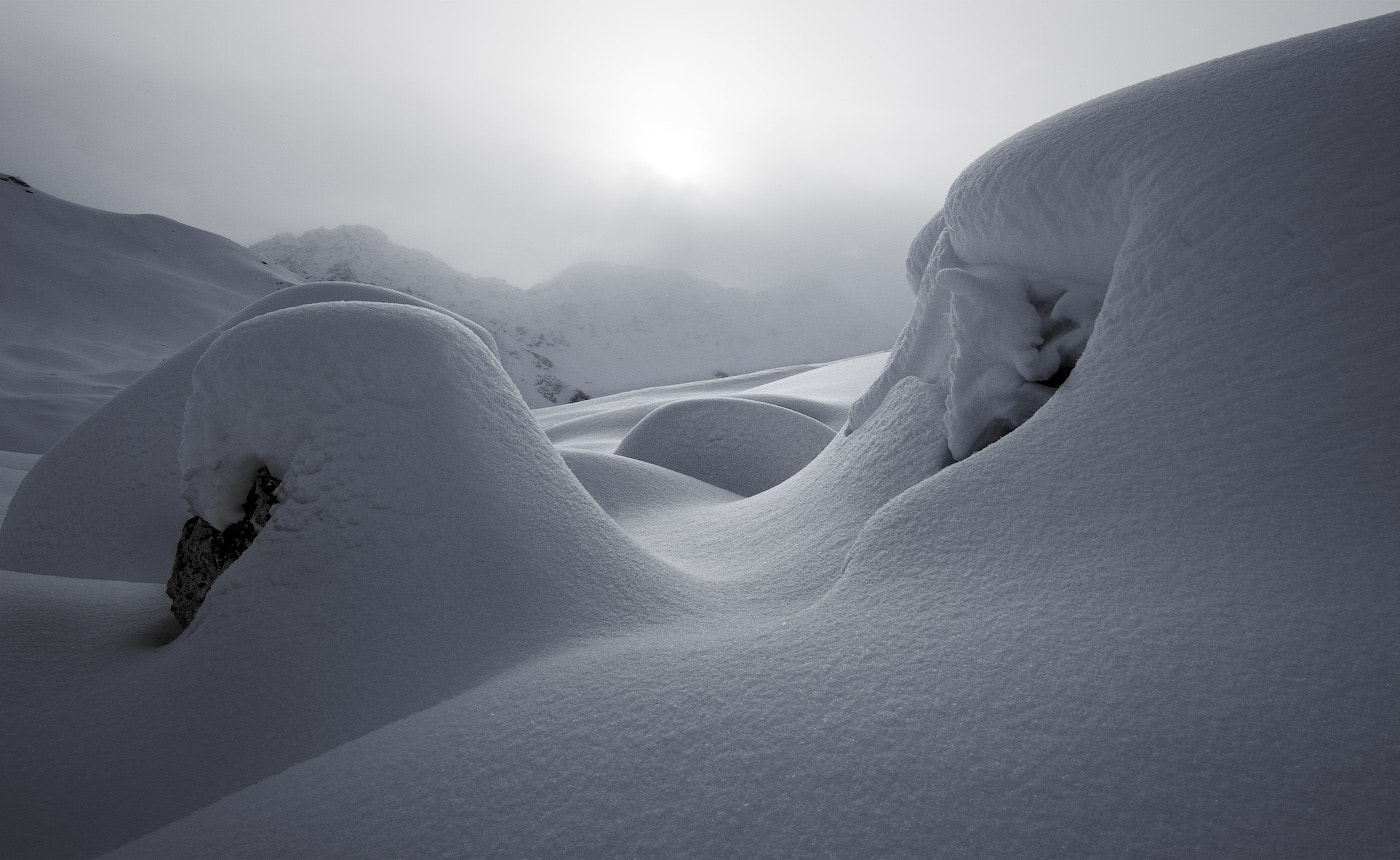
2 0 1394 314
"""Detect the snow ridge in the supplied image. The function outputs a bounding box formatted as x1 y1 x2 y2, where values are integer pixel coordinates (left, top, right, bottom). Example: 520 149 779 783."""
3 13 1399 859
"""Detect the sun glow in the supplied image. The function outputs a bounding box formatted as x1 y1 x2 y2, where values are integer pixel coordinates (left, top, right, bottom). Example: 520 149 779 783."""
635 126 706 184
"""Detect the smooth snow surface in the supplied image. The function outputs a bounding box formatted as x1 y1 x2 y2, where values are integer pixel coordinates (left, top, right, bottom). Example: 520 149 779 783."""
3 14 1400 859
613 396 835 496
0 282 495 583
0 175 301 453
0 451 38 525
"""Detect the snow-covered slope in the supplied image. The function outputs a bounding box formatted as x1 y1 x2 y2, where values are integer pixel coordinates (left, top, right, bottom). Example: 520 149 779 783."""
0 185 885 454
249 225 523 320
254 227 898 405
2 13 1399 859
0 282 498 583
0 174 301 453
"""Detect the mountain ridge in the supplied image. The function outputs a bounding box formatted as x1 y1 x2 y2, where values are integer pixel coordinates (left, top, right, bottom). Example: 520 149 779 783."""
254 226 898 407
0 173 301 452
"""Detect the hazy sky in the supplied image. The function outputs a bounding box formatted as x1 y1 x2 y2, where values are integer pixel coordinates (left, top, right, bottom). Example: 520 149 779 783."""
3 0 1395 313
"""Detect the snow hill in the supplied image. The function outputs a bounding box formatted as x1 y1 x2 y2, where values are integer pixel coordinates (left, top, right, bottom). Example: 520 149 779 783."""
0 174 300 453
0 189 893 456
2 14 1399 858
253 227 898 406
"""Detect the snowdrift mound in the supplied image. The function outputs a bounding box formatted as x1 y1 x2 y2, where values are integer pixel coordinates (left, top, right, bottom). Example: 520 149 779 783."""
536 355 878 454
817 12 1400 853
177 300 689 637
1 300 700 859
613 396 835 496
609 376 953 605
109 16 1400 858
852 13 1400 462
559 449 742 520
0 282 497 582
4 14 1400 860
0 175 302 453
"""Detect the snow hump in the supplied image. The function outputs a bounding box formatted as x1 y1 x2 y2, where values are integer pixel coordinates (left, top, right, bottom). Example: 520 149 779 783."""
0 282 499 582
3 15 1400 860
613 396 835 496
850 12 1400 461
177 300 692 637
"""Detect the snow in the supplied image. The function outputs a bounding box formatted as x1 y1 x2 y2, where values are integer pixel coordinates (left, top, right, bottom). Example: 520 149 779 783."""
0 175 301 453
0 281 497 583
3 13 1400 859
255 228 902 407
0 451 38 525
0 190 895 462
613 396 835 496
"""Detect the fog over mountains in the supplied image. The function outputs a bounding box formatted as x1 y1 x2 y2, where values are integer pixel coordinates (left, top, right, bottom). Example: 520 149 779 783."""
253 226 899 407
2 15 1399 857
0 179 899 454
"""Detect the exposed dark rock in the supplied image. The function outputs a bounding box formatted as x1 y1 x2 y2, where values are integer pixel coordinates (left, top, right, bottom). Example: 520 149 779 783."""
166 466 280 629
535 375 564 403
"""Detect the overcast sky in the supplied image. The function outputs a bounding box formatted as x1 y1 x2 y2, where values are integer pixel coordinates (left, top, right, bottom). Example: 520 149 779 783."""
3 1 1396 314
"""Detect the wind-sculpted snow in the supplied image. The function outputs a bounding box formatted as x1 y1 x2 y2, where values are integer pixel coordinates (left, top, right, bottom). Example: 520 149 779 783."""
613 396 835 496
849 207 1107 458
5 14 1400 860
1 300 700 858
0 282 497 582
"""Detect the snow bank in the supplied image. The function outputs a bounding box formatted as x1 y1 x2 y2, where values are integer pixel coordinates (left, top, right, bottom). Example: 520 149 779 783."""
5 13 1400 859
0 282 496 582
854 11 1400 460
608 376 952 607
1 299 701 858
849 213 1104 458
176 300 686 636
613 396 835 496
112 15 1400 858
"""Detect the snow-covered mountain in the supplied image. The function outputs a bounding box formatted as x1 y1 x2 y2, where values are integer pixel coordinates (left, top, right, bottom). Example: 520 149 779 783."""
0 188 894 455
2 14 1399 859
0 174 300 452
253 227 897 406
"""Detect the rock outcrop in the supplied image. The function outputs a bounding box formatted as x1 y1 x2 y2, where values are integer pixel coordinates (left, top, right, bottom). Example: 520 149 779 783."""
166 467 280 628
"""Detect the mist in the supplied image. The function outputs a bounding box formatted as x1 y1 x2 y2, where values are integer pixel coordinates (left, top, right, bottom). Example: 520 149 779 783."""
3 0 1394 319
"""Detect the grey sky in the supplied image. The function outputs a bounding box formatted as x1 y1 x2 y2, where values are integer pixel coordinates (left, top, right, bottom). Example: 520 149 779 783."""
3 0 1395 317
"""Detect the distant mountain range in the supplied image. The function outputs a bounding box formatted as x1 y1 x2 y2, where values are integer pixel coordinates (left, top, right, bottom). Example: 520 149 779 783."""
0 174 898 452
252 226 898 407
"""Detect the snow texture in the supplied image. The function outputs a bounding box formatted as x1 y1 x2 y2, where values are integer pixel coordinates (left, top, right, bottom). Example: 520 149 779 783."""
0 282 496 582
613 396 835 496
0 177 301 453
2 13 1400 859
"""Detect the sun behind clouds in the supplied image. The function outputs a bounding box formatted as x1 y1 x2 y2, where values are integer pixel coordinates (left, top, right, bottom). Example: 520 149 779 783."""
634 124 707 185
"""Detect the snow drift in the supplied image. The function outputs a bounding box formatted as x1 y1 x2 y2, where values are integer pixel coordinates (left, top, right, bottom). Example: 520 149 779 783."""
613 396 835 496
2 13 1399 859
0 282 496 583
